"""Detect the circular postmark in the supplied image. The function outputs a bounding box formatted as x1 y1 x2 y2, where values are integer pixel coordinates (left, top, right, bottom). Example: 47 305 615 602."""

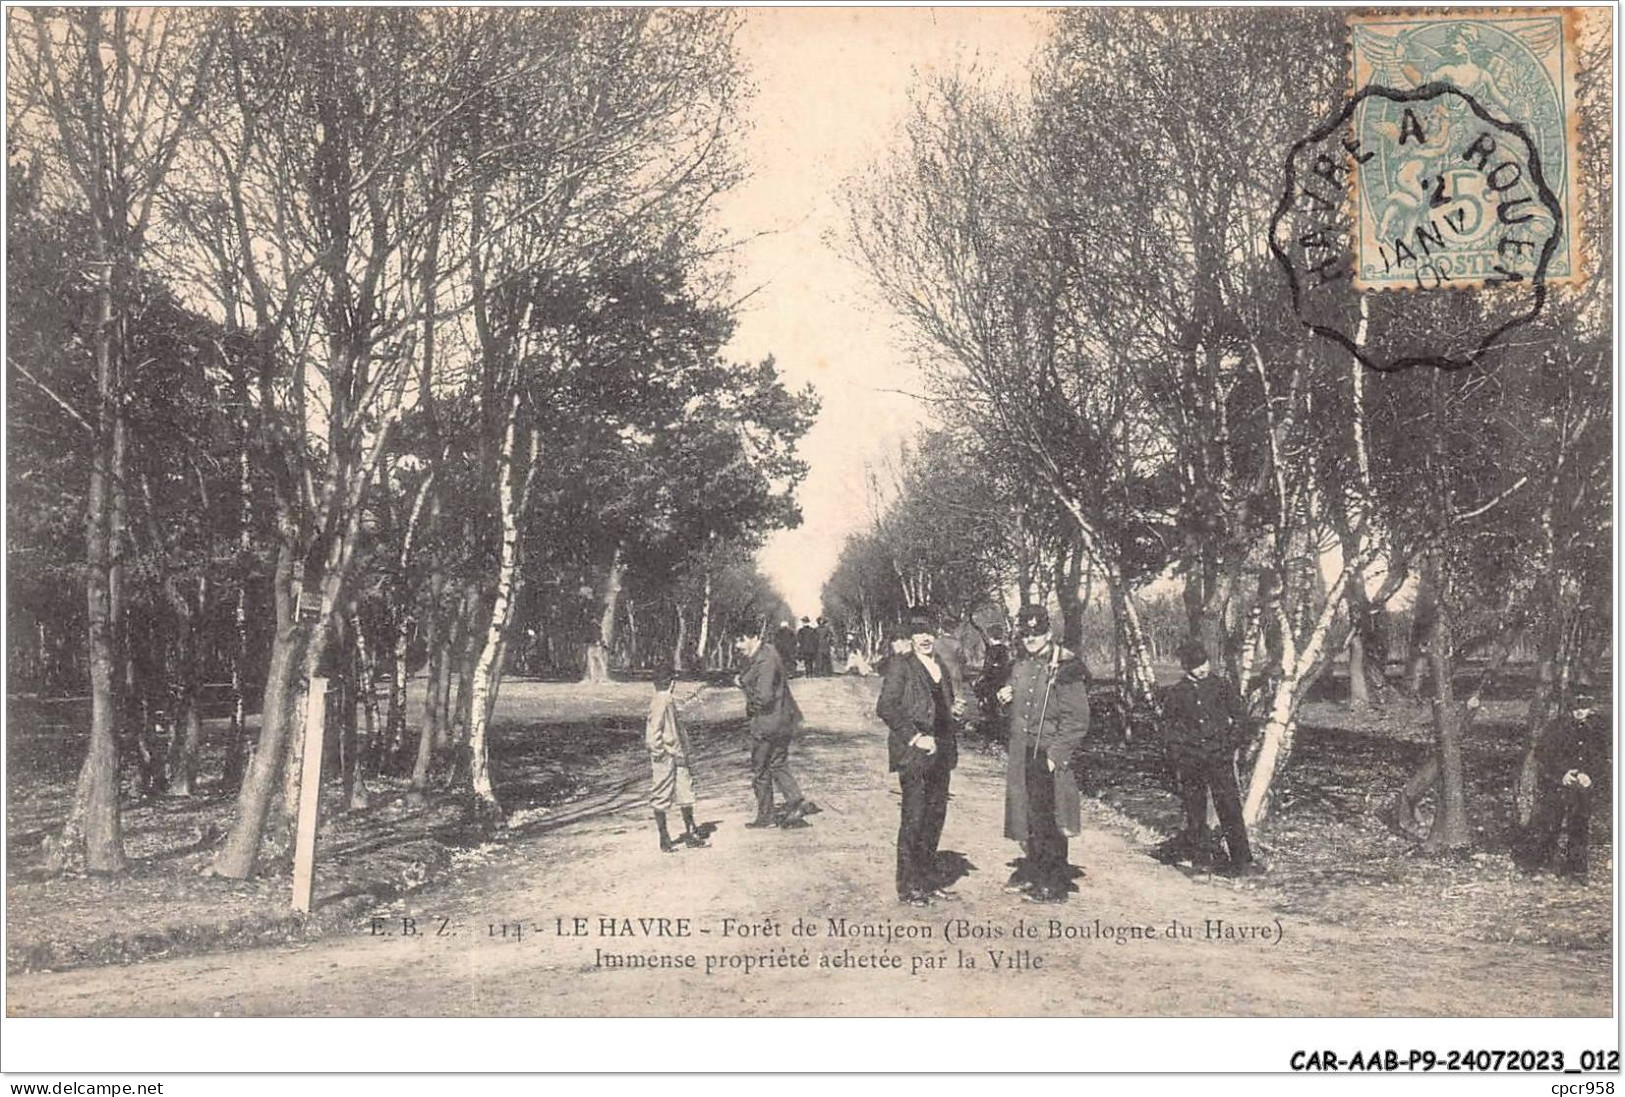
1268 82 1562 372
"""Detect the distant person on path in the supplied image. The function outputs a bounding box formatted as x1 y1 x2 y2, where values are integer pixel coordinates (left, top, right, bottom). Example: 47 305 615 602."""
773 620 798 673
646 665 709 853
816 616 837 675
876 608 961 907
735 630 810 829
997 605 1090 903
797 617 820 677
1157 638 1262 878
1519 692 1600 882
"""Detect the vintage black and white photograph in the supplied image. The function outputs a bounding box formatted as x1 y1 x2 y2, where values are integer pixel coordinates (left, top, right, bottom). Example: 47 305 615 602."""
3 1 1616 1055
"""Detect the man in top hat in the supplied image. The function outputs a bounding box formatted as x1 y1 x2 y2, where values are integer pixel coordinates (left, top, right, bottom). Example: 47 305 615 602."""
996 605 1090 902
735 629 810 829
1520 691 1601 882
876 608 961 906
1159 638 1261 877
796 617 820 677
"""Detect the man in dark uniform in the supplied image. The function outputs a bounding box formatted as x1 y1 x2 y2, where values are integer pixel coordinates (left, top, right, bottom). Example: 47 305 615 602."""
1520 693 1600 882
1159 638 1262 877
996 605 1089 903
876 609 960 906
735 630 809 829
796 617 819 677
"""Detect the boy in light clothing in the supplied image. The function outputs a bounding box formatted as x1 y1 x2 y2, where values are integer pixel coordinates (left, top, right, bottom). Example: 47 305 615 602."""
648 665 709 853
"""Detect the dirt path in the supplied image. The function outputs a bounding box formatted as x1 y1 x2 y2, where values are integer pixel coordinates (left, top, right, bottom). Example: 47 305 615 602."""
7 677 1607 1017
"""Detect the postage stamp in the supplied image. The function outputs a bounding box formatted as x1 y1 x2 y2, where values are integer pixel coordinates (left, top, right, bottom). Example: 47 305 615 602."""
1348 9 1582 291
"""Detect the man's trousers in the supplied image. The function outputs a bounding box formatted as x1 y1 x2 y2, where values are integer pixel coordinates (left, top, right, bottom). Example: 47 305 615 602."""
1024 750 1069 891
1176 750 1252 866
751 735 802 819
896 761 951 897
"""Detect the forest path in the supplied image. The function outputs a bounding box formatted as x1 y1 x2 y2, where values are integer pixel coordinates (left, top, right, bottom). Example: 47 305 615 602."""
7 676 1607 1017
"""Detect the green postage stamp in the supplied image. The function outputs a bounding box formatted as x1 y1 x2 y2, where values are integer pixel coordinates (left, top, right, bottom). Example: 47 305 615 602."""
1348 9 1582 291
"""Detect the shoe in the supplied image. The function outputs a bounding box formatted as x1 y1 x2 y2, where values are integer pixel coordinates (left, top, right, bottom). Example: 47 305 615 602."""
778 816 811 829
929 887 959 901
682 833 710 849
800 800 824 816
1002 876 1034 895
899 891 932 908
1023 886 1066 904
745 817 776 829
659 837 679 854
779 799 808 825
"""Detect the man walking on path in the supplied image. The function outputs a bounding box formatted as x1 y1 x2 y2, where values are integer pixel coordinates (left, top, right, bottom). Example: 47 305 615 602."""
876 609 961 906
1158 638 1262 877
997 605 1090 903
736 630 810 829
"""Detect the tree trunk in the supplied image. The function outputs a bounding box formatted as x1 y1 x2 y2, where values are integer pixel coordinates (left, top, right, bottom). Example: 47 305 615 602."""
1346 625 1370 710
1057 540 1085 650
409 568 447 806
214 548 310 879
695 569 713 671
1421 554 1470 851
422 565 447 752
225 370 253 792
582 546 624 684
465 401 533 828
351 621 376 809
1242 561 1355 827
450 577 482 741
166 601 206 797
1106 570 1156 704
57 244 127 874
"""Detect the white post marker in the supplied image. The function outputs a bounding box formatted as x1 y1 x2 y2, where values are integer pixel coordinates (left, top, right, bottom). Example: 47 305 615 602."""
292 676 328 914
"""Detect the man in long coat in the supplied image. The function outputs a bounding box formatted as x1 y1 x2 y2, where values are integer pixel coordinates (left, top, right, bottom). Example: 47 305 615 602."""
1519 692 1601 881
997 605 1089 903
1159 638 1261 877
876 610 960 905
735 630 809 828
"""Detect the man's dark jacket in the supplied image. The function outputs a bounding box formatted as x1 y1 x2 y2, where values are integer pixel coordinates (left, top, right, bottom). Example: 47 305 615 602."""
1160 673 1251 758
739 642 803 739
875 652 959 773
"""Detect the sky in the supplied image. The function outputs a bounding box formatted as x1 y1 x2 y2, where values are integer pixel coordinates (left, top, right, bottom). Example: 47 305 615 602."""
715 8 1050 618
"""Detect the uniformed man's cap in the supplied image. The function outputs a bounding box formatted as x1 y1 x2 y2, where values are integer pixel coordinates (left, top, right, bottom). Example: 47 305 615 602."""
906 606 936 633
1016 604 1050 638
1177 638 1209 671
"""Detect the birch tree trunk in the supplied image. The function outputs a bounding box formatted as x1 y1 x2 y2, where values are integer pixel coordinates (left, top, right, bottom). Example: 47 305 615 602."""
465 397 535 827
582 547 624 684
1242 561 1355 827
695 570 713 671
